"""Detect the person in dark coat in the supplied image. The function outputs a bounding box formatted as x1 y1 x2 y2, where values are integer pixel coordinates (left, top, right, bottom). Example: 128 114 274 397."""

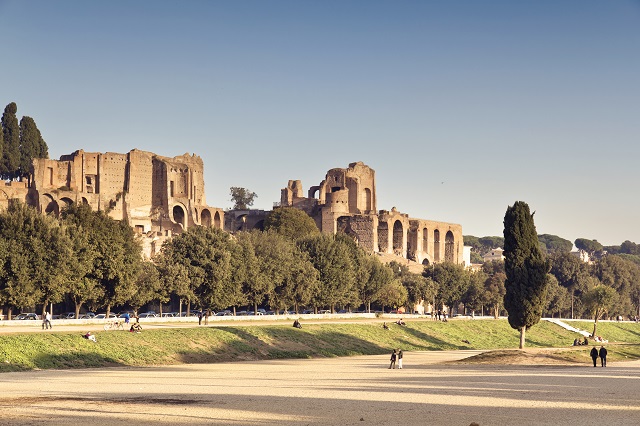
389 349 397 369
599 346 608 367
590 346 598 367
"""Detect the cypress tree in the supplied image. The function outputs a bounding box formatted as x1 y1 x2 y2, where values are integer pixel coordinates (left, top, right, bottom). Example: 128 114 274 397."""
19 116 49 182
1 102 21 180
503 201 550 349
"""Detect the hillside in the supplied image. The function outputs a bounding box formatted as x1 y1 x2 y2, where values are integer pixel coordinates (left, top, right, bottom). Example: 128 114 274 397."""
2 319 639 372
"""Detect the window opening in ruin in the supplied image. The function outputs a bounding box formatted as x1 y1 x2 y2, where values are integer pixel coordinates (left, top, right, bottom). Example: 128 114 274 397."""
135 225 144 234
364 188 372 211
86 176 92 185
393 220 403 255
434 229 441 262
170 181 174 197
422 228 428 252
47 167 54 185
445 231 455 262
377 222 389 253
331 187 341 192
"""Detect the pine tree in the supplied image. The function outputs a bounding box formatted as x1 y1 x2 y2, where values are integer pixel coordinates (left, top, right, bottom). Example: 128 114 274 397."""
503 201 550 349
1 102 21 180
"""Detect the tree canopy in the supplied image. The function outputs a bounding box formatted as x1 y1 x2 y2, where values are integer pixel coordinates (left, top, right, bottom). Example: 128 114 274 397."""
263 207 319 240
229 187 257 210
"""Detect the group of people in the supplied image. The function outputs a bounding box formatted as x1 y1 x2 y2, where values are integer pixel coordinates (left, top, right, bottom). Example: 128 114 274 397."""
389 349 403 369
590 346 608 367
573 336 589 346
432 310 447 321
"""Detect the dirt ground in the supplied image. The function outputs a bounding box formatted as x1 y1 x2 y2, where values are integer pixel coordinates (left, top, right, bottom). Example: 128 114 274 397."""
1 350 639 426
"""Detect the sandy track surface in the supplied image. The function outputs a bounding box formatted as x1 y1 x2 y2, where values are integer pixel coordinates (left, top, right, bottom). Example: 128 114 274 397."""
1 351 639 426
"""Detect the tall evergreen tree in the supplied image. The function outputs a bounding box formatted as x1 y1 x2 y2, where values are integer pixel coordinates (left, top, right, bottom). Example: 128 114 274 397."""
503 201 550 349
1 102 21 179
19 116 48 182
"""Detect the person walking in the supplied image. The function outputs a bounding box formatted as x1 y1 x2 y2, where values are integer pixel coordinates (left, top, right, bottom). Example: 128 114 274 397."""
198 311 203 326
389 349 397 369
590 346 598 367
599 346 608 367
42 311 52 330
397 350 403 369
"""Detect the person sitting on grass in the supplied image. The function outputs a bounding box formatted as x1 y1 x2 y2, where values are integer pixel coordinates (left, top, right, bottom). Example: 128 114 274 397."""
83 332 96 342
130 323 142 333
293 319 302 329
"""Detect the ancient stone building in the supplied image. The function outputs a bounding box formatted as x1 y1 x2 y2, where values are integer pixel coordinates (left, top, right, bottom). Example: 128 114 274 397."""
280 162 464 265
15 149 224 257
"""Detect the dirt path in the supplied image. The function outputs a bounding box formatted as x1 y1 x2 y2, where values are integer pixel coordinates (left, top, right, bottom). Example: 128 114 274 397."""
1 351 639 425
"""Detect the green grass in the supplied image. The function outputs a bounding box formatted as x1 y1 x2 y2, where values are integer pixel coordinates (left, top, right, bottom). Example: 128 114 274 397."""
1 319 639 372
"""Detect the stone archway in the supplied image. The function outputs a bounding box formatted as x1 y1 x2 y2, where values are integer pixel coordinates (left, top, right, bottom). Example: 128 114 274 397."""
43 194 59 216
201 209 212 227
434 229 441 262
214 211 222 229
172 204 186 229
445 231 455 262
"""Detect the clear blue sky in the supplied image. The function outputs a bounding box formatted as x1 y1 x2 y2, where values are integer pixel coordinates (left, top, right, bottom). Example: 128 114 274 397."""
1 1 638 246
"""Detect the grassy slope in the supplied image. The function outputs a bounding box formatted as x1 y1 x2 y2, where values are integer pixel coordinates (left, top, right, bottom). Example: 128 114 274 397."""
1 319 639 372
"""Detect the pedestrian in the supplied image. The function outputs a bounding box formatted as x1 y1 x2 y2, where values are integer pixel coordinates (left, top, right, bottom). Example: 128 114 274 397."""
198 311 203 325
437 310 442 321
389 349 397 369
123 312 130 325
599 346 608 367
398 350 403 369
42 311 52 330
590 346 598 367
204 309 210 325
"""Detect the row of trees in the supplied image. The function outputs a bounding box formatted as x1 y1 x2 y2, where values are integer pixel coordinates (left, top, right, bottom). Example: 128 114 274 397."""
1 199 638 344
1 102 49 182
464 233 640 265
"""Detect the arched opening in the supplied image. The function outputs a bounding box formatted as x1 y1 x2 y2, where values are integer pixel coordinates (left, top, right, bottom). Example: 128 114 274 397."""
172 205 186 229
407 227 418 261
60 197 73 206
81 197 89 205
253 220 265 231
434 229 441 262
214 211 222 229
364 188 372 212
422 258 430 266
377 221 389 253
445 231 455 262
422 228 428 253
392 220 403 255
43 194 59 216
237 214 248 231
201 209 212 227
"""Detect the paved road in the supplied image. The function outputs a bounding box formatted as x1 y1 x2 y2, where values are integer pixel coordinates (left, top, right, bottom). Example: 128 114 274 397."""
1 351 640 425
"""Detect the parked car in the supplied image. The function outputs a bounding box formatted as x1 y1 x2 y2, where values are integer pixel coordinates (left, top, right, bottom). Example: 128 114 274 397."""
161 312 175 318
62 312 77 319
16 313 39 320
302 309 314 315
138 312 158 318
79 312 96 319
216 310 232 316
95 313 117 320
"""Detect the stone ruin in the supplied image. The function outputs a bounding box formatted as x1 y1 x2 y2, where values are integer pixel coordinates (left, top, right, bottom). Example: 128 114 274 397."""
0 149 224 258
280 161 464 265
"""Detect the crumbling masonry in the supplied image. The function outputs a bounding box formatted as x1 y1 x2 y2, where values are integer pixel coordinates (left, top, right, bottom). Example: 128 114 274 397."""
280 162 464 265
